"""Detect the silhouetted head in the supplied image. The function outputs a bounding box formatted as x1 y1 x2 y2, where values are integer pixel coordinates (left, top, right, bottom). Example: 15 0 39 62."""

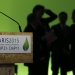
33 5 45 19
72 9 75 23
27 13 39 27
59 12 68 25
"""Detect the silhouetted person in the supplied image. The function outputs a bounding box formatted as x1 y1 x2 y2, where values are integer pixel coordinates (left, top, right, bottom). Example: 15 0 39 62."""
32 5 57 75
24 13 46 75
24 63 33 75
51 12 70 75
69 9 75 75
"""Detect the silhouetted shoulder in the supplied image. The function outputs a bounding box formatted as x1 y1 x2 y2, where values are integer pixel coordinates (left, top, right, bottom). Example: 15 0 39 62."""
24 25 35 32
70 24 75 33
24 26 31 32
71 24 75 28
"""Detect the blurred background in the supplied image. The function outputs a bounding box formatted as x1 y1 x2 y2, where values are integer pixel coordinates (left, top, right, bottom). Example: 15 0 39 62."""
0 0 75 75
0 0 75 32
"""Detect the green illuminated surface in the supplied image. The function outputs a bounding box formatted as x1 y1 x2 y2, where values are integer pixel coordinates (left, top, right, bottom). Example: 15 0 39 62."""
0 0 75 75
0 0 75 32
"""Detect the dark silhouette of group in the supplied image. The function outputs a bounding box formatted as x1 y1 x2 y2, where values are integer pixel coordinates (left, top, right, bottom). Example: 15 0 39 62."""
23 4 75 75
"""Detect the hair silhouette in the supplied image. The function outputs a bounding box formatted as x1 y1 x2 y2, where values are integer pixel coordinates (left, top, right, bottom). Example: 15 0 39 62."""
33 5 44 13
